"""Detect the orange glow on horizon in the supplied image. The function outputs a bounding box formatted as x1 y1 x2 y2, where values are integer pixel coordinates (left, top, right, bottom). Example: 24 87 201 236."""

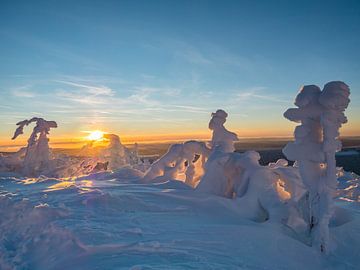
1 125 360 151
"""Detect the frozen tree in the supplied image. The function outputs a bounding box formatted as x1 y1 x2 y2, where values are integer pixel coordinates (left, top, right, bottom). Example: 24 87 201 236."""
129 143 140 165
142 141 210 185
283 82 350 253
99 134 141 171
79 141 95 157
196 150 306 227
195 150 234 197
101 134 128 170
142 144 183 182
316 81 350 252
231 151 296 222
196 110 240 193
142 109 238 184
12 117 57 176
319 81 350 189
209 109 239 153
182 141 211 186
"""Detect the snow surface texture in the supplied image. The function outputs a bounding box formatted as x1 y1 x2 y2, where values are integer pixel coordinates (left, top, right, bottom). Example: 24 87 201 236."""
0 169 359 269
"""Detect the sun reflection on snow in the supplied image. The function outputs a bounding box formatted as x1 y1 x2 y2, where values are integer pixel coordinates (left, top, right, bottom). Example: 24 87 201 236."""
78 180 94 193
44 181 76 192
43 179 94 193
22 178 41 185
276 178 291 201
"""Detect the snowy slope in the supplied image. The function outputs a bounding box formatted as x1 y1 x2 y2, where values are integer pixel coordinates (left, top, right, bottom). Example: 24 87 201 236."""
1 170 359 270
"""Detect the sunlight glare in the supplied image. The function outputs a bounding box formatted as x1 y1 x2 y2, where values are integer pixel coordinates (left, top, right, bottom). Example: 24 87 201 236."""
87 130 104 141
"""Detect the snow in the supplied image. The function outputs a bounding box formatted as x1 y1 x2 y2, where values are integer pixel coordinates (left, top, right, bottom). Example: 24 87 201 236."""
283 81 350 253
0 126 144 178
209 109 239 153
10 117 58 176
1 170 360 269
143 141 210 186
143 109 236 186
0 83 359 268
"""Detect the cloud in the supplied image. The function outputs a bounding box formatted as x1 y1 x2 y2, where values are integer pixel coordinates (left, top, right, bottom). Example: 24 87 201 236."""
133 86 181 97
56 80 114 96
12 86 35 98
162 39 212 65
175 47 213 65
55 90 107 105
54 80 116 105
170 105 209 114
124 86 182 106
236 87 289 103
158 38 267 71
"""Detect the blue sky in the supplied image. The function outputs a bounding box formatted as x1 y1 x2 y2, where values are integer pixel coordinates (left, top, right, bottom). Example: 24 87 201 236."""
0 0 359 145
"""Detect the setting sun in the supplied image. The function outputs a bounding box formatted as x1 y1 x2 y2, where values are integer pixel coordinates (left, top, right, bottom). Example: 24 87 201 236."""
87 130 104 141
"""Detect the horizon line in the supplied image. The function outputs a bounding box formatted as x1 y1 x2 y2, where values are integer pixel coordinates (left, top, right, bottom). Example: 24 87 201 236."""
1 135 360 151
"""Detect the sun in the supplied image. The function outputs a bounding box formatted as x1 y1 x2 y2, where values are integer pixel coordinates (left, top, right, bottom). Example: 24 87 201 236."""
87 130 104 141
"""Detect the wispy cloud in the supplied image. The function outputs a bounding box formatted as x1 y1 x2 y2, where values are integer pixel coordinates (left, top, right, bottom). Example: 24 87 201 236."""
55 90 108 105
170 105 210 114
175 47 213 65
159 39 212 65
236 87 289 103
56 80 114 96
157 38 268 72
11 85 36 98
133 86 181 97
54 80 116 105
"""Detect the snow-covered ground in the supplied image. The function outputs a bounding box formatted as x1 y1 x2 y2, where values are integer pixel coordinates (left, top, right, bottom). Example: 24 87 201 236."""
0 82 357 269
1 169 359 270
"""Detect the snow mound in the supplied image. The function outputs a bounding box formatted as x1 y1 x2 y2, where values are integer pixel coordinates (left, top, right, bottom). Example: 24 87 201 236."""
0 196 86 269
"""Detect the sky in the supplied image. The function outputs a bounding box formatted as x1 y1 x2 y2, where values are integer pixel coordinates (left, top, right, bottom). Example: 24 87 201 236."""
0 0 360 148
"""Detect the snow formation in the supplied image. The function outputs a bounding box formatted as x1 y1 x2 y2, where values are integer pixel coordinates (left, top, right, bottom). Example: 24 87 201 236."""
0 117 58 176
0 81 356 268
143 109 237 186
100 133 139 170
143 82 351 254
0 123 142 177
142 140 210 186
283 81 350 253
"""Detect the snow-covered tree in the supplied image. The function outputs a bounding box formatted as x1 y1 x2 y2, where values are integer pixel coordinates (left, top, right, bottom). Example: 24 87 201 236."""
12 117 57 176
142 141 210 185
209 109 239 153
142 109 237 185
283 81 350 253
